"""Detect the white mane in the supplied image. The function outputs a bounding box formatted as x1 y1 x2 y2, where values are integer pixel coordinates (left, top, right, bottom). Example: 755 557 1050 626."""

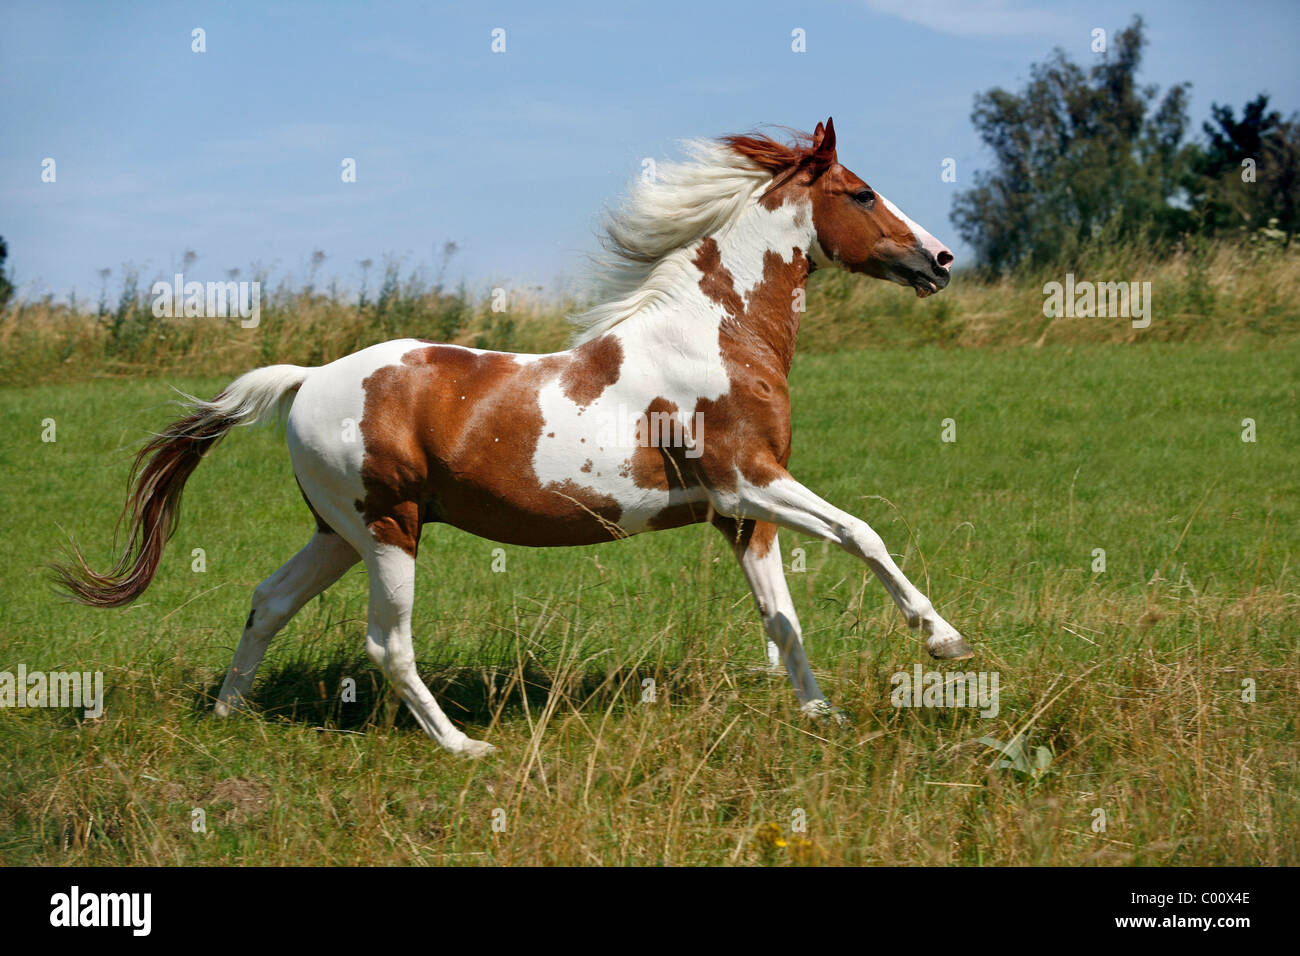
570 140 773 344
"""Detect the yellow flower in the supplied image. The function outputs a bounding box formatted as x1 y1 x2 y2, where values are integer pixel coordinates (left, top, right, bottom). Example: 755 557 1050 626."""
753 822 784 848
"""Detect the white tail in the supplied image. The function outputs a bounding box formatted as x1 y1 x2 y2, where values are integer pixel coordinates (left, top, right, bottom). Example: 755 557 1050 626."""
182 363 312 430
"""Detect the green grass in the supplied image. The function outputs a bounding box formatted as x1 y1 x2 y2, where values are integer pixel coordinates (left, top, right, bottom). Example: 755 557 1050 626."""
0 342 1296 865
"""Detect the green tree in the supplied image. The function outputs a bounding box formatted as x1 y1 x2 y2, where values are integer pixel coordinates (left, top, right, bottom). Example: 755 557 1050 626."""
952 17 1194 272
0 237 13 310
1188 94 1300 238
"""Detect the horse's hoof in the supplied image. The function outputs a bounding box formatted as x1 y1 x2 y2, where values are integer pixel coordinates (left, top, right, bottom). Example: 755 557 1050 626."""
457 738 497 759
928 637 975 660
801 699 852 725
213 698 249 718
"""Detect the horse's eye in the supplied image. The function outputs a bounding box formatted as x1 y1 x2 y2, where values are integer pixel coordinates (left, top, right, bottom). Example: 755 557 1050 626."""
854 189 875 206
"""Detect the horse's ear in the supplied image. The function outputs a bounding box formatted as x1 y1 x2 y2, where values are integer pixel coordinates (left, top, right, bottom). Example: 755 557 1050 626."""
810 116 837 168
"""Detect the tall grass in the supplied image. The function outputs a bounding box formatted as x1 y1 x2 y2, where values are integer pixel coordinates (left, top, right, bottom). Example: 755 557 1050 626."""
2 236 1296 387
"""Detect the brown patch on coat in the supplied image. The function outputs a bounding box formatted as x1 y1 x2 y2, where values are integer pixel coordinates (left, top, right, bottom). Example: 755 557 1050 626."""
682 238 807 495
630 234 811 532
627 396 685 493
628 396 711 531
647 499 709 532
694 239 744 318
357 345 626 554
560 334 623 408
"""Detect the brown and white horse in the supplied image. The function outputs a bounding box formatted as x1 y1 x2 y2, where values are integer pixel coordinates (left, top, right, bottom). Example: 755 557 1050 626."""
55 117 971 757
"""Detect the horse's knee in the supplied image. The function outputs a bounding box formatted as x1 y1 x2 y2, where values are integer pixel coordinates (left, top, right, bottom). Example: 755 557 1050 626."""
365 633 413 678
846 523 889 563
246 581 292 638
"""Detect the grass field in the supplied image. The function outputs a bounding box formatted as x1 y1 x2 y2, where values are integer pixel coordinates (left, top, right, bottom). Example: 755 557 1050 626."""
0 341 1296 865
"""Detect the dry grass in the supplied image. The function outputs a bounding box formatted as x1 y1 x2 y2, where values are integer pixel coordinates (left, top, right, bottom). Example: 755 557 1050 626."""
3 237 1296 387
4 584 1295 866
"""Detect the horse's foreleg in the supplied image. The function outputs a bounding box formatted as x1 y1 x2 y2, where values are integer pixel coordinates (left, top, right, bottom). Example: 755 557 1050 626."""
215 531 360 717
719 519 833 715
363 542 495 758
715 474 973 660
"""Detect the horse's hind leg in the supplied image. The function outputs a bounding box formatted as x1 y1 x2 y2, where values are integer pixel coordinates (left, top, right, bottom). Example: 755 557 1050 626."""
718 518 832 716
363 541 495 758
214 531 359 716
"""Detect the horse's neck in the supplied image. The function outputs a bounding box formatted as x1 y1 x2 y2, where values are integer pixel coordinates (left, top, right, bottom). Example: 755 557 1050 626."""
620 197 814 377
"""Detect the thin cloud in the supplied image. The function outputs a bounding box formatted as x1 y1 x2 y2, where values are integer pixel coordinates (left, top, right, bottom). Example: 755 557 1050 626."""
863 0 1074 37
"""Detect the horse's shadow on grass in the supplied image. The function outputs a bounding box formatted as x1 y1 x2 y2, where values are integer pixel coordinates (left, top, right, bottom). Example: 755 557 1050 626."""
192 649 706 735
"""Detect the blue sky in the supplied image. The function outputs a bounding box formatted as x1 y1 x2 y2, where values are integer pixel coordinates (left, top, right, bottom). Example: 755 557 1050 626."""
3 0 1298 304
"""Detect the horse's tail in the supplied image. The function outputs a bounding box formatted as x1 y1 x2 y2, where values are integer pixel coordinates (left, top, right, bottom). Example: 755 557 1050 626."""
51 364 312 608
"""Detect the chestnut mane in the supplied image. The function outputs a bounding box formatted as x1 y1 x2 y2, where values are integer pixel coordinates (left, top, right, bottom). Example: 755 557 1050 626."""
718 129 817 174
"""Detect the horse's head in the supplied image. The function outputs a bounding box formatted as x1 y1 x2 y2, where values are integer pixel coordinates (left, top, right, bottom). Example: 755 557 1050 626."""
741 117 954 297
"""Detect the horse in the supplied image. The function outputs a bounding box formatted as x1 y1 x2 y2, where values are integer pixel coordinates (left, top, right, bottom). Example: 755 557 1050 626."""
54 117 971 757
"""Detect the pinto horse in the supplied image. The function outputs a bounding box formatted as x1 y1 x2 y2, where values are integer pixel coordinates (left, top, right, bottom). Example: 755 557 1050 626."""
55 117 971 757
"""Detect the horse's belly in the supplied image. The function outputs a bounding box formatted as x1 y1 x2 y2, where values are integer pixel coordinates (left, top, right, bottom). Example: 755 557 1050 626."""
426 465 712 546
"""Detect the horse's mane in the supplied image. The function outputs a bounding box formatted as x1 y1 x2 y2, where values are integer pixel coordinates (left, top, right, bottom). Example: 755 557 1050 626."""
570 129 817 344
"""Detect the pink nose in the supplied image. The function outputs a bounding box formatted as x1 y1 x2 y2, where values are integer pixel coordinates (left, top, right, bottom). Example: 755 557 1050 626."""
915 229 952 272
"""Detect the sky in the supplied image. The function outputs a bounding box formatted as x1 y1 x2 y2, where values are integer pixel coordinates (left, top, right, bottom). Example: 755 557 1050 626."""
3 0 1298 305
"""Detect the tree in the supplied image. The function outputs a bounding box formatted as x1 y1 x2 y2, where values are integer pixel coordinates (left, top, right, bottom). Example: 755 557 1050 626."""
1188 94 1300 239
952 17 1195 272
0 237 13 310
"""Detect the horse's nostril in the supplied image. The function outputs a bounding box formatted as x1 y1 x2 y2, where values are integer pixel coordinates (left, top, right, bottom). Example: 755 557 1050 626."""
936 251 954 268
